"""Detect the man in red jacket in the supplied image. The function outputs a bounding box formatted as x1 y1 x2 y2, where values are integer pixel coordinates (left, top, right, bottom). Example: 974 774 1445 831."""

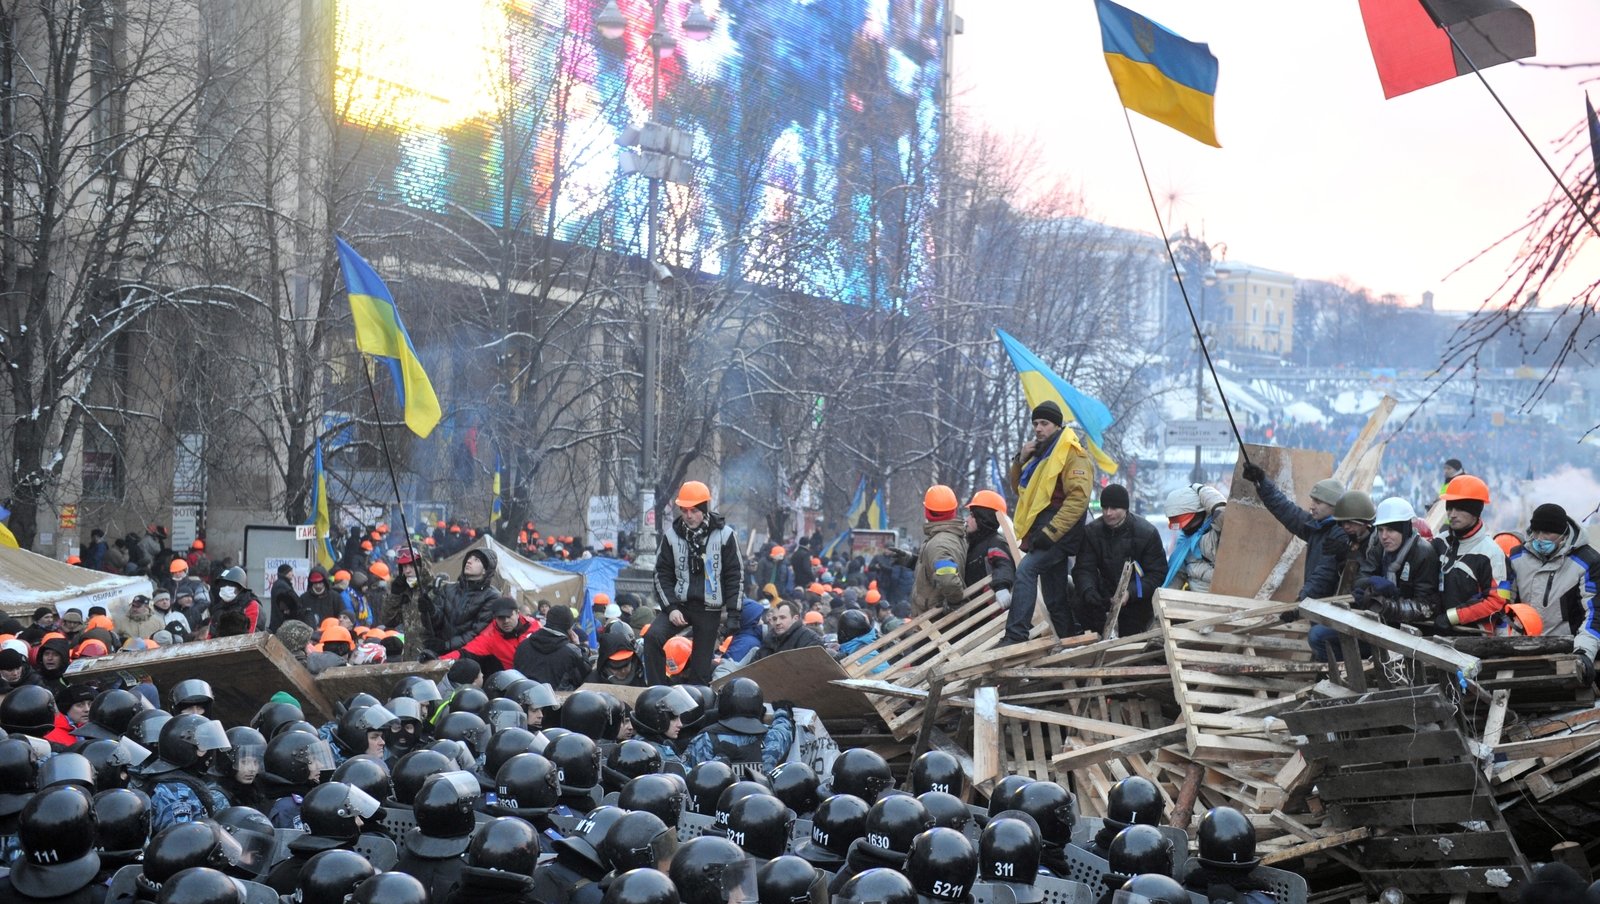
441 596 537 675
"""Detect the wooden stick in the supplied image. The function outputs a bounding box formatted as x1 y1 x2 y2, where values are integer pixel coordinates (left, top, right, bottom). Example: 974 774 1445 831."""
1168 761 1206 830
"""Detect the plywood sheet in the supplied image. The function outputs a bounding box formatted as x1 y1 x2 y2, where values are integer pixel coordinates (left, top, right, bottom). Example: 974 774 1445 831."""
1209 443 1334 602
715 645 874 721
314 660 451 707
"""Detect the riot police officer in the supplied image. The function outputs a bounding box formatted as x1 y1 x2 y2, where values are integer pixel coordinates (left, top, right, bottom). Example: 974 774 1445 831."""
828 794 934 894
825 750 893 802
768 763 820 819
668 837 755 904
907 828 979 904
793 793 869 872
394 771 482 900
682 679 793 773
137 715 232 833
757 855 826 904
0 786 102 904
531 806 627 904
1180 807 1277 904
1084 776 1164 860
1013 782 1075 877
975 816 1043 904
263 782 385 893
491 752 565 853
441 817 541 904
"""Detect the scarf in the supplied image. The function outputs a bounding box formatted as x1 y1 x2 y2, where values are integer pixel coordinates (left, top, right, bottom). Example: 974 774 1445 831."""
1015 430 1083 538
1164 513 1215 589
684 519 712 561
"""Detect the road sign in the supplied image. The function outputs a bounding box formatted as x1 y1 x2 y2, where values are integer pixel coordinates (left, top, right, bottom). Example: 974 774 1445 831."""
294 525 317 541
1164 420 1235 448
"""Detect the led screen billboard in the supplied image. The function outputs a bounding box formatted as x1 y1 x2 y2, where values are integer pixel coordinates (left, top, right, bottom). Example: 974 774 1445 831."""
334 0 946 302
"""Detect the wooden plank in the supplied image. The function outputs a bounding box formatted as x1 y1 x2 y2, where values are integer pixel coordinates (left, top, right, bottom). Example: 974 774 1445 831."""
1361 832 1515 864
1210 443 1335 601
1362 868 1528 896
1280 687 1459 735
1480 689 1510 778
1049 723 1186 772
1317 762 1481 801
1492 732 1600 762
65 632 333 724
1298 600 1481 679
718 646 873 720
1259 819 1369 869
314 660 450 706
1454 635 1579 657
1303 728 1467 767
972 687 1001 794
1329 794 1498 827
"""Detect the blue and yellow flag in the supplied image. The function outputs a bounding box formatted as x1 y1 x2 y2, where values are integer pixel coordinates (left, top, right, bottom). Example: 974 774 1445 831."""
491 450 504 529
868 487 888 530
996 329 1118 475
310 438 336 570
335 237 442 438
1094 0 1220 147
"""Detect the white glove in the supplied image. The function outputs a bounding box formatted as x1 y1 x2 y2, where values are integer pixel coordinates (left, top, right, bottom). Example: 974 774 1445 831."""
994 589 1012 610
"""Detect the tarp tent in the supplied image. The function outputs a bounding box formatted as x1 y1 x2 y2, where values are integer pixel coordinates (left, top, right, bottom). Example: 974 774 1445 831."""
0 545 152 620
431 536 585 611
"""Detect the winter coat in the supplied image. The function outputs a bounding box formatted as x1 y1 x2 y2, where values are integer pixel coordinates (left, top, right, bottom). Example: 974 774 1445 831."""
1440 521 1510 628
211 589 261 634
723 600 767 664
433 548 501 654
83 540 108 571
910 520 967 616
654 513 743 612
383 567 438 660
1510 517 1600 651
446 613 537 672
268 576 300 631
754 623 823 661
511 628 590 691
963 521 1016 596
118 608 164 641
172 575 210 609
1254 474 1345 600
1165 508 1224 593
681 705 795 772
298 567 339 626
1072 513 1169 636
1007 432 1093 550
789 546 816 587
1349 529 1443 627
105 544 129 574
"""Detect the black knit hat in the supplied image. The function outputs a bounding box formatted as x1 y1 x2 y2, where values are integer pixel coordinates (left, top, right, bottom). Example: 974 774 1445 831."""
544 605 574 633
1031 401 1064 427
1100 484 1130 510
1529 503 1568 535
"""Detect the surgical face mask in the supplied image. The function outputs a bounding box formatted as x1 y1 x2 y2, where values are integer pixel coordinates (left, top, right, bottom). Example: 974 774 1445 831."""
406 576 419 588
218 586 238 602
1530 538 1558 557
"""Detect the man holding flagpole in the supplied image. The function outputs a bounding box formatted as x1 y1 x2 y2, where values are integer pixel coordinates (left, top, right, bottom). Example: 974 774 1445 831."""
1004 400 1093 643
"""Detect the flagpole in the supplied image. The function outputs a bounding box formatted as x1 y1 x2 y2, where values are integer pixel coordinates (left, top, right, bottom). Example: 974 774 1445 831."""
358 356 422 567
1117 107 1252 467
1440 32 1600 241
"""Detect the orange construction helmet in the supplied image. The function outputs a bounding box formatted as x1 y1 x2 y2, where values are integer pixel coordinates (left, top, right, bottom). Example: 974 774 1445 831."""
320 625 354 646
424 537 436 546
65 555 81 566
169 559 189 574
771 545 786 558
449 525 461 533
1441 475 1491 505
369 562 391 580
436 520 446 529
1500 603 1543 637
865 589 882 604
192 540 205 551
676 480 712 508
1493 532 1522 558
332 570 351 583
663 636 693 677
969 489 1008 515
924 484 958 514
360 540 373 551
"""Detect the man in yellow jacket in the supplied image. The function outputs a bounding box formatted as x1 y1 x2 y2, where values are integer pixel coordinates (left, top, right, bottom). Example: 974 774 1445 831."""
1005 401 1093 643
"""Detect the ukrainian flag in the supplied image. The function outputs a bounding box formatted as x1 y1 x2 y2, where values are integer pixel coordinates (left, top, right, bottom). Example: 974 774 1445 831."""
996 329 1118 475
1094 0 1220 147
310 438 336 570
335 237 442 438
491 450 504 528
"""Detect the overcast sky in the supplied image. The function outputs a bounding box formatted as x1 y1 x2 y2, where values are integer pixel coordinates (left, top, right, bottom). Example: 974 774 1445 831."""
955 0 1600 311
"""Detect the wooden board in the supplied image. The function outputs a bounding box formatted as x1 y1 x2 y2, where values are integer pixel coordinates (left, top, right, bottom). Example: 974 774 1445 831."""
1297 600 1481 679
714 646 873 721
314 660 451 706
65 632 333 723
554 683 651 708
1208 443 1334 602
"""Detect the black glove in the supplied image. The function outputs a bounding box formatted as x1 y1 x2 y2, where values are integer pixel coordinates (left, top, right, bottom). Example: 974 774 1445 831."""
1578 654 1596 689
419 649 438 662
886 547 916 568
1433 610 1454 631
1205 884 1245 904
1030 532 1056 552
1242 462 1265 483
1377 598 1425 628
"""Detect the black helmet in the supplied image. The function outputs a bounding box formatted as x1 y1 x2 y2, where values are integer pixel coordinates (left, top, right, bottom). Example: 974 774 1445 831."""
466 815 541 875
392 675 443 705
156 867 242 904
391 748 453 805
601 809 679 873
350 872 429 904
600 693 631 741
413 770 482 839
143 823 242 886
1116 874 1189 904
829 749 893 801
331 754 392 804
727 792 795 859
38 752 94 791
834 869 916 904
301 781 381 841
713 780 775 834
604 868 681 904
430 738 479 776
436 711 489 756
631 685 697 738
93 788 151 856
715 678 764 732
493 752 560 816
333 704 399 757
215 566 248 589
484 727 537 778
686 761 736 816
795 793 868 866
1197 806 1258 869
757 855 825 904
838 610 873 645
75 688 141 740
249 701 303 739
987 776 1031 815
12 785 95 897
561 690 613 740
1 685 58 737
0 736 37 812
1108 825 1173 880
1106 776 1163 829
448 687 491 720
261 730 335 787
603 740 663 793
341 692 382 714
80 737 144 792
619 773 685 828
908 828 978 902
910 751 962 797
864 794 933 857
156 715 231 772
485 669 528 699
550 732 603 793
298 849 375 904
533 726 572 754
669 836 756 904
1013 782 1074 848
554 805 628 871
214 727 265 780
505 679 558 712
917 791 970 833
211 806 276 878
169 679 214 714
486 697 528 733
681 685 717 733
979 815 1040 884
769 762 820 817
126 709 173 748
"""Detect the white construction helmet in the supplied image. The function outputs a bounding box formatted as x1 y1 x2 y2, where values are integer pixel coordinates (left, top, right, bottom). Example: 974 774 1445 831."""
1164 486 1204 518
1373 497 1416 528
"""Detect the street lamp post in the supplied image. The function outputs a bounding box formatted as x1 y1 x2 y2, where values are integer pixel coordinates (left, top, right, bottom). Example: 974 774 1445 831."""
595 0 709 553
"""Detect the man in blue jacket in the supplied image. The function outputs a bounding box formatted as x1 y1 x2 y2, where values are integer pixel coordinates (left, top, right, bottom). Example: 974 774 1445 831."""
1241 463 1346 600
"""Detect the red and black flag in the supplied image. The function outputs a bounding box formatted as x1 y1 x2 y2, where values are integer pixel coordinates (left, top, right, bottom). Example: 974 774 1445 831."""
1358 0 1535 99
